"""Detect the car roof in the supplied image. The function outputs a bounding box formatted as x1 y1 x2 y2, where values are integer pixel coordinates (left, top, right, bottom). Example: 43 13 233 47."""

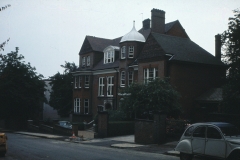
191 122 234 128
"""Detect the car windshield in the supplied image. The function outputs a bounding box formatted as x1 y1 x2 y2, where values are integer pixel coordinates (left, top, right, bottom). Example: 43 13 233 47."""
220 126 240 137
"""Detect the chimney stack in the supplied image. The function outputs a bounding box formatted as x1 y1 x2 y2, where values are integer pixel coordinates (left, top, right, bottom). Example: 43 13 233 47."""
215 34 221 60
151 9 165 34
142 19 150 29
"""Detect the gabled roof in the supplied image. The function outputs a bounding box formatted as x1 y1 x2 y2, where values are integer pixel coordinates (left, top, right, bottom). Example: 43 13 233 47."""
139 33 224 66
196 88 223 102
165 20 178 33
79 20 178 55
79 36 121 54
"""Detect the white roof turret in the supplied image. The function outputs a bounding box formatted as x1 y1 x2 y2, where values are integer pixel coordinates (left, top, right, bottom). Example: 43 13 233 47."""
120 21 146 43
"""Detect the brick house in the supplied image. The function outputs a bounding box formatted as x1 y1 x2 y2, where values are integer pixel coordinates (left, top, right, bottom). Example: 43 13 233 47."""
72 9 226 122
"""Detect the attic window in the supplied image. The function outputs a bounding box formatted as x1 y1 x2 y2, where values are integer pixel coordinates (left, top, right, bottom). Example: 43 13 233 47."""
87 56 90 66
82 57 86 67
104 49 114 64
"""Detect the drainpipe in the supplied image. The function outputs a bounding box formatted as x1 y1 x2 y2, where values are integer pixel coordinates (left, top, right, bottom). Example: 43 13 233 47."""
114 68 119 110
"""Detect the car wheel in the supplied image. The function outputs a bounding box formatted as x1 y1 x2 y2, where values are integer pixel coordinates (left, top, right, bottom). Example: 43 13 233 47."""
228 151 240 160
180 152 193 160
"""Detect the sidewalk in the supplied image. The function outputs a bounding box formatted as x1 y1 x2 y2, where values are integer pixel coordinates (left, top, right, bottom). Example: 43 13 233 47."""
13 131 179 156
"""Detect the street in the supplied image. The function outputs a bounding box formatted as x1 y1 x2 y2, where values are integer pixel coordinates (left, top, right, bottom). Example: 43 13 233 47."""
2 133 179 160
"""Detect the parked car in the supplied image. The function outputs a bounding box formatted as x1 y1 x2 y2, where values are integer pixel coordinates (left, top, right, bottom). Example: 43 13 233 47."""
175 122 240 160
58 121 72 129
0 133 7 157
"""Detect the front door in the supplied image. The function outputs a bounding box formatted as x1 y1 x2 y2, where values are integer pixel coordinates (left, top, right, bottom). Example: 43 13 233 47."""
192 126 206 155
205 127 226 158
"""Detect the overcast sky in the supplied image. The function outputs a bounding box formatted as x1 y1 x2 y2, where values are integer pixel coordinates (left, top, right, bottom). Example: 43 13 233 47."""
0 0 239 78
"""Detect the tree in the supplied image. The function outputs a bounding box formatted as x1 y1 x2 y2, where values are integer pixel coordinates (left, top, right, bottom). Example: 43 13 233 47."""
0 47 46 128
221 9 240 114
119 78 181 119
49 62 77 117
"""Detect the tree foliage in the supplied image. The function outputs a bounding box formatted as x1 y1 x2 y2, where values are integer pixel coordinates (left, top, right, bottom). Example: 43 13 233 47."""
0 47 46 122
221 9 240 113
49 62 77 117
119 78 181 119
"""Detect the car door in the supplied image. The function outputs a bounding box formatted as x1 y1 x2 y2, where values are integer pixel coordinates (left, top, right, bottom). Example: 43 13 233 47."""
204 126 226 158
192 126 206 155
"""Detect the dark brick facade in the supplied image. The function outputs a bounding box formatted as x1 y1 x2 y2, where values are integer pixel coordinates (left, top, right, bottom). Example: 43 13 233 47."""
72 8 226 123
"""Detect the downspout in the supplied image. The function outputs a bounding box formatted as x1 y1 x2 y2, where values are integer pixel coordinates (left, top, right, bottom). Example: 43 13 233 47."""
114 68 119 110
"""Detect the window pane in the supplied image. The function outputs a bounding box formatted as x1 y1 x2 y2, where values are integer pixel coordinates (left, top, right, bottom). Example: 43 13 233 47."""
193 126 206 138
184 126 195 137
207 127 222 139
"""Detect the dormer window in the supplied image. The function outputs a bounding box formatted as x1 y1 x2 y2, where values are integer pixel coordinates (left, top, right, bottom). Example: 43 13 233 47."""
129 46 134 58
103 46 119 64
87 56 90 66
121 46 126 59
82 57 86 66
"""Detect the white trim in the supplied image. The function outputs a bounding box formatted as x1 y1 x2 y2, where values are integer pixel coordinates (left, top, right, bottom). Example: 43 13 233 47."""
128 46 134 58
72 69 118 76
85 75 90 88
120 71 125 87
128 71 133 86
87 56 90 66
98 77 104 96
82 57 86 66
107 76 114 97
121 46 126 59
118 93 131 96
74 98 80 113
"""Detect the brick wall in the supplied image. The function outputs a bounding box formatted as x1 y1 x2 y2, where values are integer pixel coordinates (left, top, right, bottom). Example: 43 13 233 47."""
168 62 225 117
166 22 189 38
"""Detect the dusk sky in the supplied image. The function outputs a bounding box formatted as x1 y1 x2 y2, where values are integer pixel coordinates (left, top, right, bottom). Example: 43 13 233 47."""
0 0 239 78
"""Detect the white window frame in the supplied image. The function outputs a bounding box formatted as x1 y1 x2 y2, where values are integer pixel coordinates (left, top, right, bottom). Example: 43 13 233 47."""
98 77 104 96
128 46 134 58
104 50 114 64
107 76 114 97
74 76 78 88
144 68 158 84
82 57 86 66
87 56 90 66
128 71 133 86
120 71 125 87
74 98 80 113
84 99 89 114
121 46 126 59
85 75 90 88
78 76 82 88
